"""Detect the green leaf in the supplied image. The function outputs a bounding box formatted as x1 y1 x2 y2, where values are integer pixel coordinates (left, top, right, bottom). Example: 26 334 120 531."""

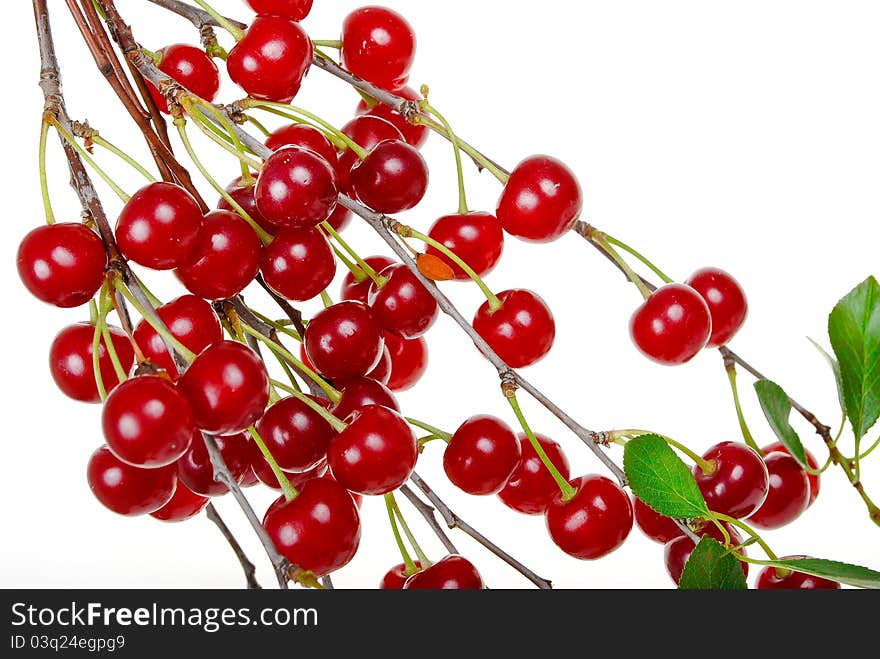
828 276 880 439
807 337 845 416
754 379 808 468
679 537 748 590
623 434 709 519
758 557 880 589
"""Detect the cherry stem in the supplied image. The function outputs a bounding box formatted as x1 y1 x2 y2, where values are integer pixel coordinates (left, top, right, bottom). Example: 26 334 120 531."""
312 39 342 49
711 511 779 561
249 424 298 502
406 417 452 442
38 117 56 224
90 133 157 182
320 290 333 308
89 298 109 401
725 361 761 452
48 117 130 203
245 114 270 137
386 492 432 568
250 310 302 342
602 233 674 284
328 242 362 279
114 278 196 362
384 493 417 574
189 107 262 172
185 96 258 183
243 100 363 156
190 0 243 40
129 270 162 308
424 100 468 214
857 435 880 461
321 221 388 287
411 113 510 184
99 286 128 382
245 104 345 149
589 232 653 301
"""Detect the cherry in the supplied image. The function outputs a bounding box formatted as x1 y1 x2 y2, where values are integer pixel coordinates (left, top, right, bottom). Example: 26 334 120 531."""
265 123 338 165
263 477 361 576
756 558 841 590
245 0 313 22
350 140 429 213
692 442 769 519
664 522 748 585
150 482 209 522
498 433 571 515
368 263 439 338
87 446 176 516
356 86 428 149
686 268 748 348
260 227 335 302
178 341 270 435
443 415 521 495
473 289 555 368
255 146 339 229
177 432 250 497
239 466 260 488
632 496 683 544
747 452 810 529
331 377 399 420
227 15 311 102
340 255 395 303
175 210 262 301
341 6 416 91
323 470 363 509
546 475 633 560
366 346 392 385
115 182 202 270
337 115 404 193
383 332 428 392
496 156 582 242
327 405 418 495
629 283 712 365
147 44 220 114
17 223 107 308
763 442 820 508
255 396 336 473
219 177 278 236
326 204 352 232
49 322 134 403
304 301 385 380
249 444 327 490
380 561 421 590
403 555 485 590
426 212 504 280
102 376 194 468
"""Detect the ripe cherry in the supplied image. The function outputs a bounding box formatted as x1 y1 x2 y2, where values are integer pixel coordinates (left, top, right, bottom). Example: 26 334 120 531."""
366 346 392 385
498 433 571 515
403 555 484 590
132 295 222 379
326 204 352 232
178 341 270 435
747 452 810 529
629 283 712 365
340 256 395 303
426 212 504 280
763 442 820 508
350 140 429 214
177 432 250 497
664 522 748 585
692 442 769 519
150 482 209 522
87 446 176 516
219 176 277 236
304 301 385 380
18 223 107 308
341 6 416 91
260 227 335 301
49 322 135 403
327 405 418 495
245 0 313 22
249 444 327 490
443 415 521 495
115 182 202 270
337 115 404 193
239 466 260 488
632 496 683 544
473 289 555 368
546 475 633 560
756 559 841 589
383 332 428 392
255 396 336 473
686 268 748 348
227 15 311 102
356 86 428 149
380 562 421 589
368 264 439 338
175 210 262 300
147 44 220 114
496 156 582 242
263 477 361 576
255 146 339 229
331 377 399 420
265 123 338 165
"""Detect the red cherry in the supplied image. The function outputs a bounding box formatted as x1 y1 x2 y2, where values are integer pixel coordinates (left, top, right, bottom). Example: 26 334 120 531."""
115 182 203 270
337 116 404 193
686 268 748 348
323 470 363 509
545 475 633 560
693 442 769 519
380 561 421 589
147 44 220 114
383 332 428 392
403 555 484 590
87 446 176 516
265 124 338 165
368 263 439 339
426 212 504 280
756 558 841 589
326 204 352 232
227 15 311 102
178 341 270 435
340 256 395 303
341 6 416 91
496 156 582 242
255 146 339 229
664 522 748 585
239 466 260 488
49 322 134 403
763 442 820 508
177 432 250 497
498 433 571 515
350 140 429 213
255 396 336 473
175 210 262 300
260 227 335 302
747 452 810 529
356 86 428 149
245 0 313 22
632 496 683 544
331 377 399 420
219 176 278 236
443 415 521 495
18 223 107 308
150 482 209 522
473 289 555 368
304 301 385 380
263 477 361 576
629 283 712 365
366 346 392 385
249 444 327 490
327 405 418 495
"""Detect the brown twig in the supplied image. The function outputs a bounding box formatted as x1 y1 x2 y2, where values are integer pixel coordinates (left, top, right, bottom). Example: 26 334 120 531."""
144 0 246 31
205 503 261 589
398 485 459 555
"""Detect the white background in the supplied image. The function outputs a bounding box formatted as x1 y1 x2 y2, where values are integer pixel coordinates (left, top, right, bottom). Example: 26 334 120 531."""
2 0 878 589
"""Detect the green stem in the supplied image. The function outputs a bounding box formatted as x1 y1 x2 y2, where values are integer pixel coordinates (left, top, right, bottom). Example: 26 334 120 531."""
312 39 342 49
329 243 362 279
250 310 302 342
249 425 298 501
406 418 452 441
280 386 347 433
385 494 417 573
191 0 244 40
245 100 366 157
712 512 778 560
424 102 468 214
90 134 157 182
245 114 271 137
386 492 431 567
101 317 128 383
187 107 263 170
320 290 333 308
247 105 342 148
590 233 652 300
186 98 260 181
725 364 761 452
321 221 387 287
857 435 880 461
90 299 108 402
114 279 195 362
129 271 162 308
39 118 55 225
665 436 715 475
50 119 130 203
413 114 509 184
602 233 674 284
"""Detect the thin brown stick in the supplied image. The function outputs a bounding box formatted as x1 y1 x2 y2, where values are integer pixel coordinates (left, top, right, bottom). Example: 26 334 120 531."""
145 0 246 30
398 485 459 555
205 503 261 589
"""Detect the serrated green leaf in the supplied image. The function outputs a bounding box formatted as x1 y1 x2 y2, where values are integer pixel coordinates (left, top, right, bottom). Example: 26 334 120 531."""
754 379 808 468
807 337 845 416
623 434 709 519
679 537 748 590
828 276 880 439
759 557 880 589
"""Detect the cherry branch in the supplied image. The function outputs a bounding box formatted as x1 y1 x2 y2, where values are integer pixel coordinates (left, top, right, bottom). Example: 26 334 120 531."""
205 502 261 589
144 0 246 31
398 485 459 555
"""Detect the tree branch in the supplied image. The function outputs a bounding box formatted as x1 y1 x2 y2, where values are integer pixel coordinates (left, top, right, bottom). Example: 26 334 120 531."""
145 0 246 30
205 502 261 589
398 485 459 555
